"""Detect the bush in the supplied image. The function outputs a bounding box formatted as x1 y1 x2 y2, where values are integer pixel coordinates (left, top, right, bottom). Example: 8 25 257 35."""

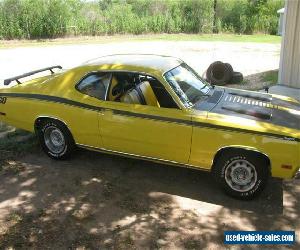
0 0 284 39
217 0 284 35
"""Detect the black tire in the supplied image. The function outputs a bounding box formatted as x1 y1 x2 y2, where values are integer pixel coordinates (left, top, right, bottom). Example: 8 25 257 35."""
229 71 244 84
212 150 270 200
206 61 222 84
206 61 233 85
37 119 75 160
224 63 234 76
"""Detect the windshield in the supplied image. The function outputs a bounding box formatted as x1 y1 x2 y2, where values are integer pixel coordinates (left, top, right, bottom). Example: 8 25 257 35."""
164 63 211 107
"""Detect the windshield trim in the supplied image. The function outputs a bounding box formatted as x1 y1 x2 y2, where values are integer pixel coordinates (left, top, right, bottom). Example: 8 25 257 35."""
163 63 212 108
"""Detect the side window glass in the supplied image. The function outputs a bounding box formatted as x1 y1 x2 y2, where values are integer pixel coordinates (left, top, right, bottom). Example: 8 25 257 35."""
77 73 112 100
107 72 179 109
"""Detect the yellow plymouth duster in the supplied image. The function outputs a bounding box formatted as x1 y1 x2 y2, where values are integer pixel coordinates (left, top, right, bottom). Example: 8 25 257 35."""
0 54 299 199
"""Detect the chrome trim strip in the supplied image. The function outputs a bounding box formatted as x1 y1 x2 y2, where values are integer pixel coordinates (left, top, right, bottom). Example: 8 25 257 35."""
77 143 210 172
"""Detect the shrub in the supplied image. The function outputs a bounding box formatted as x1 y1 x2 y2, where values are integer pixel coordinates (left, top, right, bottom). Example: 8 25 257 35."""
0 0 284 39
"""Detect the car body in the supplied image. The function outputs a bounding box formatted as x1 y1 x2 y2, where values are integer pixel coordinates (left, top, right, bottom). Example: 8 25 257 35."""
0 54 299 199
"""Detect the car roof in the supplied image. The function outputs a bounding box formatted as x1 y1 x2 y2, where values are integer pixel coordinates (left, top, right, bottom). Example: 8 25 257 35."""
83 54 183 75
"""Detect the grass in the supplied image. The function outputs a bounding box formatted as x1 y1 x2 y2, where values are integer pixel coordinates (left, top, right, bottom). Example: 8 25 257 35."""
226 69 279 91
0 127 37 154
0 126 37 173
0 33 281 49
241 78 250 85
262 70 279 84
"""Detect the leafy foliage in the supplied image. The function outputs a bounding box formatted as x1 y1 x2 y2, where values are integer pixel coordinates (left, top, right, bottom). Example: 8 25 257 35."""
0 0 284 39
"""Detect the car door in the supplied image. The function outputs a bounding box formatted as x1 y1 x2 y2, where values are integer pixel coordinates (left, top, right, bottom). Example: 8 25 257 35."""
73 71 112 148
98 72 193 164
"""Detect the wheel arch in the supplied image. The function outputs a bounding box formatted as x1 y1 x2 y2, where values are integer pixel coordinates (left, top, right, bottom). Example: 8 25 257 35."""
34 116 76 159
34 116 73 137
212 146 271 171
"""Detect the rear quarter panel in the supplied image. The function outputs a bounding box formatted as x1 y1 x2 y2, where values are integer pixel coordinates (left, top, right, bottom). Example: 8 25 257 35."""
0 68 103 148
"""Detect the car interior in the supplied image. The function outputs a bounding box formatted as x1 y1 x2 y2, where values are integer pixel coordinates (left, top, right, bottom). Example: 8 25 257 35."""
77 72 179 109
107 72 179 109
107 72 160 107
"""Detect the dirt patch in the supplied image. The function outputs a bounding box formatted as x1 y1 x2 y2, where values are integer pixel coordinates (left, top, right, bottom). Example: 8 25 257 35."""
226 70 278 91
0 130 299 249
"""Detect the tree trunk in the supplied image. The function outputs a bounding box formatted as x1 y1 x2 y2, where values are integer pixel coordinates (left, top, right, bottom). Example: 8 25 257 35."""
213 0 218 33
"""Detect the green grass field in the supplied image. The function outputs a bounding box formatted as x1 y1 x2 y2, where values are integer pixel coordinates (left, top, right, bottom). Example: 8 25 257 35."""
0 34 281 49
144 34 281 43
262 70 279 84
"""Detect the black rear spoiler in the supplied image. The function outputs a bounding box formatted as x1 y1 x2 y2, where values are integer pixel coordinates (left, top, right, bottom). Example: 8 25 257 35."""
4 65 62 86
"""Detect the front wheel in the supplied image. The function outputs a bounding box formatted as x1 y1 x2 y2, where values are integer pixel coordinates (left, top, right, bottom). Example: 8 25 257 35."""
212 150 270 200
37 120 75 160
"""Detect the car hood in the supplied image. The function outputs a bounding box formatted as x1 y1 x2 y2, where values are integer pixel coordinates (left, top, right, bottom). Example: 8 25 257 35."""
194 87 300 131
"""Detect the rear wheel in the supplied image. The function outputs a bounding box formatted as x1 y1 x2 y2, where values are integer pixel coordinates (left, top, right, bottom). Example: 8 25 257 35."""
212 150 270 199
37 119 75 160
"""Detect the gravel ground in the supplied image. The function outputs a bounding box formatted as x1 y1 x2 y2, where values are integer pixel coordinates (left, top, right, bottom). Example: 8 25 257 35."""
0 40 280 87
0 134 299 249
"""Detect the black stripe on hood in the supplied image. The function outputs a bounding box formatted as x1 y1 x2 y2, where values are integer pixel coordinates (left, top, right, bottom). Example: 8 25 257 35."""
195 88 300 131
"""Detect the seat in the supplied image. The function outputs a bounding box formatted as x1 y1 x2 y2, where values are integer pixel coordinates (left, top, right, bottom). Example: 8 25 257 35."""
138 81 160 107
120 81 160 107
108 76 120 101
120 88 143 104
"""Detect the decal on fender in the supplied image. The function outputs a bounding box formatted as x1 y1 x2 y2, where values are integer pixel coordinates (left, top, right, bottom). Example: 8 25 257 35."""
0 97 6 104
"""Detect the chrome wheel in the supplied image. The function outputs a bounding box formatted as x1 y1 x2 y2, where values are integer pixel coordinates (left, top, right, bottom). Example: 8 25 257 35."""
224 159 257 192
44 126 66 154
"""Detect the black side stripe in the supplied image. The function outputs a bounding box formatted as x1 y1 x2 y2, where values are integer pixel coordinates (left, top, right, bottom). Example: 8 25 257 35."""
0 92 192 126
0 92 298 142
0 93 103 112
112 109 192 126
112 110 299 141
192 121 300 142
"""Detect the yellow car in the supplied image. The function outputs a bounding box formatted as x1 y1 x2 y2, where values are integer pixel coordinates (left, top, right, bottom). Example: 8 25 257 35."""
0 54 299 199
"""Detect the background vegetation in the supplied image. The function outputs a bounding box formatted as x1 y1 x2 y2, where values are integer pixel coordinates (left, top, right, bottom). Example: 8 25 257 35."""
0 0 284 40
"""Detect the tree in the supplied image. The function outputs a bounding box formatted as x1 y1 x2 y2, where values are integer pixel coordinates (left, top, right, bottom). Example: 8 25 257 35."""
213 0 218 33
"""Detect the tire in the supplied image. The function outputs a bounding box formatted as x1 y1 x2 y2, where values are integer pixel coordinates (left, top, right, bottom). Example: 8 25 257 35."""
206 61 233 85
212 150 270 200
37 119 75 160
229 71 244 84
224 63 234 76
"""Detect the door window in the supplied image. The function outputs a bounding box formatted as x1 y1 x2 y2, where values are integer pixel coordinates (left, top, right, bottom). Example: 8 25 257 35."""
107 72 179 109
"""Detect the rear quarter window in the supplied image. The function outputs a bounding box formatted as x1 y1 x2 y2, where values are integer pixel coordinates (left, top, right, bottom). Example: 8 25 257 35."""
77 73 112 100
